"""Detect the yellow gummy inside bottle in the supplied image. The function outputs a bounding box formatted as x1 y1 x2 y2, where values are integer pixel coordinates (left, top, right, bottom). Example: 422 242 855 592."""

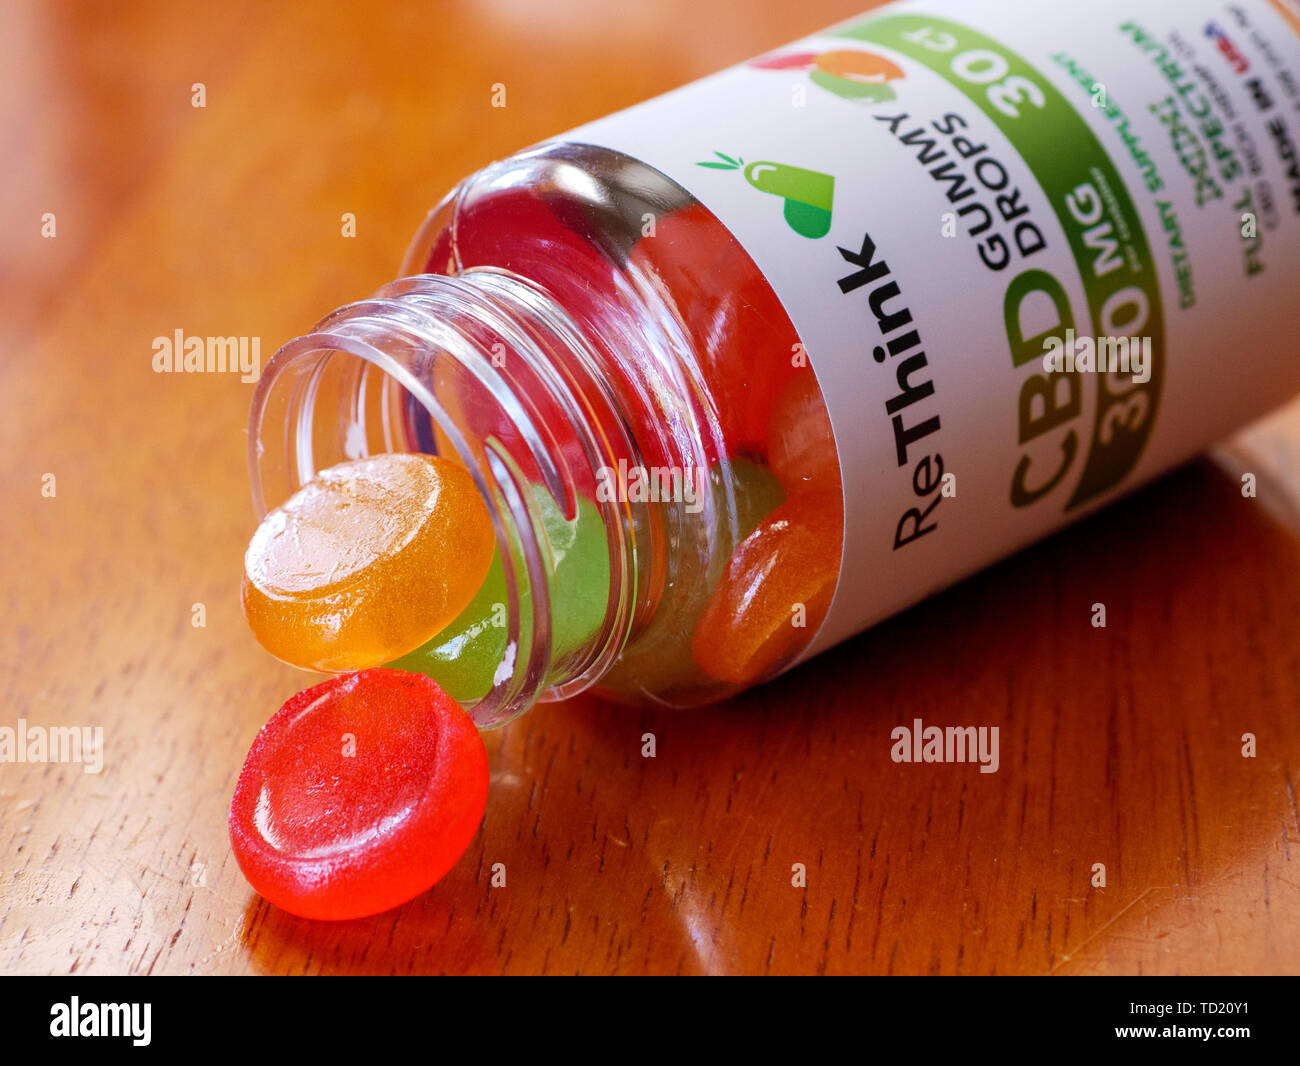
242 453 496 673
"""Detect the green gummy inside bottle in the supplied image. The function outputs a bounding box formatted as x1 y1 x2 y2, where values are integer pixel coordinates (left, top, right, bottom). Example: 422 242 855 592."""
386 485 610 704
598 456 785 702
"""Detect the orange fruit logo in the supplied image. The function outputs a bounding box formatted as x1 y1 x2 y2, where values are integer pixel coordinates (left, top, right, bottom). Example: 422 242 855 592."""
752 48 905 104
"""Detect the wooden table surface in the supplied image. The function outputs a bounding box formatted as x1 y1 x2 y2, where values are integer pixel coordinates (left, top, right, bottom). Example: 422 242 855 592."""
3 0 1300 976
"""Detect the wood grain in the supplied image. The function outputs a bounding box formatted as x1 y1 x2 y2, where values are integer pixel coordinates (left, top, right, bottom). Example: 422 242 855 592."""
2 0 1299 975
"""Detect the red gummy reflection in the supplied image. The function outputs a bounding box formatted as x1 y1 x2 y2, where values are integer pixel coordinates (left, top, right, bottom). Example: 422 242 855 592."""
229 669 488 921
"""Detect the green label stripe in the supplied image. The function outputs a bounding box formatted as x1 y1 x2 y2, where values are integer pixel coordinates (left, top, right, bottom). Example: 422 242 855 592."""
840 14 1165 510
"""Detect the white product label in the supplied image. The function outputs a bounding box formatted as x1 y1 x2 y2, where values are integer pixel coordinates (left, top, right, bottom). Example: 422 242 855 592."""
565 0 1300 661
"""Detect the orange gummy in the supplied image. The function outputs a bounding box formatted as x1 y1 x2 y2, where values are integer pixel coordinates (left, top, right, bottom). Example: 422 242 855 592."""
691 491 843 685
242 453 495 672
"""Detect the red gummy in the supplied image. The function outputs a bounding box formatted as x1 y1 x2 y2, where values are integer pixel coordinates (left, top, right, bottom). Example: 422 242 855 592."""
424 188 672 486
229 669 488 921
629 203 803 455
431 187 802 468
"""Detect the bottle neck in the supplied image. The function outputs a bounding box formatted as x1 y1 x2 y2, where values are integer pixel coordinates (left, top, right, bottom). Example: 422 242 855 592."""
248 269 655 727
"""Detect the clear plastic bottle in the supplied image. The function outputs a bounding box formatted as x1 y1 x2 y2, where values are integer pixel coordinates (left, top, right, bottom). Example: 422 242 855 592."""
250 142 844 727
249 0 1300 728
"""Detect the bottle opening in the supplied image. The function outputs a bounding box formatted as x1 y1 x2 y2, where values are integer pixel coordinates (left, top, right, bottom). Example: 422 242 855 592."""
248 272 642 728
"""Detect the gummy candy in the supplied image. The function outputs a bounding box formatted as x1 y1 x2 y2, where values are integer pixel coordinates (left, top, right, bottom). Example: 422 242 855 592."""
388 550 510 704
629 202 803 455
228 669 488 921
691 490 843 685
542 488 612 662
436 191 808 467
767 367 842 496
386 486 611 702
242 453 495 673
421 186 674 486
599 457 785 701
